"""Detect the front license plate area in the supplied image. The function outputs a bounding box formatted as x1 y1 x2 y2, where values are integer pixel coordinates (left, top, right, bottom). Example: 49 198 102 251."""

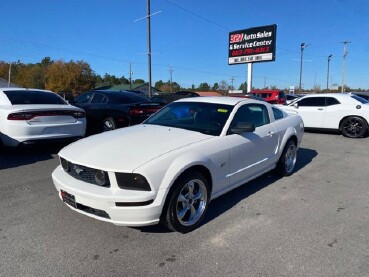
61 190 76 208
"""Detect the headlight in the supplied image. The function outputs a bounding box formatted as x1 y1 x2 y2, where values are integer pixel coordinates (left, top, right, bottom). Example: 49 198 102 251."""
60 157 70 172
116 173 151 191
95 170 110 187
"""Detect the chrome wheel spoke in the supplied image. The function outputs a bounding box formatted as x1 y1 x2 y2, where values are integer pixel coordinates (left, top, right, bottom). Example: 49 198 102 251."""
177 205 190 220
189 205 197 221
193 190 203 201
187 181 195 196
177 193 187 204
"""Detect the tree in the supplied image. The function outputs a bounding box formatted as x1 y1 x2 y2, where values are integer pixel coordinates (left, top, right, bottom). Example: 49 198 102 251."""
156 80 180 93
133 79 145 85
155 80 164 90
238 82 247 90
198 82 210 91
44 60 96 96
212 82 219 91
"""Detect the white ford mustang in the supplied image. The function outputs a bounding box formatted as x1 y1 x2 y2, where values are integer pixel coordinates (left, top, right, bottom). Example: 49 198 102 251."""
52 97 304 233
280 93 369 138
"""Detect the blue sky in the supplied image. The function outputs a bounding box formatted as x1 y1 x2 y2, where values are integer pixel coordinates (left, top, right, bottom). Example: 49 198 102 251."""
1 0 369 90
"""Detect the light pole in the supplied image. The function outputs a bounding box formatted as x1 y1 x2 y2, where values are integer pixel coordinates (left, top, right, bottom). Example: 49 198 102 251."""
341 41 350 93
147 0 152 98
327 55 332 90
299 43 309 93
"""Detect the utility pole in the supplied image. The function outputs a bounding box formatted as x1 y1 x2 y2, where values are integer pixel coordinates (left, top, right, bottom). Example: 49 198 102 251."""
341 41 351 93
230 77 234 91
8 63 12 87
299 42 310 93
147 0 152 98
264 77 267 89
129 62 133 90
169 66 173 92
327 55 332 90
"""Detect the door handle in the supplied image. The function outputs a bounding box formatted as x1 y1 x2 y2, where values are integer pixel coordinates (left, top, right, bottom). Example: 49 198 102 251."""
317 108 324 111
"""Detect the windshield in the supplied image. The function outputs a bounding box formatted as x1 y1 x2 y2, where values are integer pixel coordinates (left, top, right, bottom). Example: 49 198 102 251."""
351 94 369 104
4 90 67 105
144 102 233 136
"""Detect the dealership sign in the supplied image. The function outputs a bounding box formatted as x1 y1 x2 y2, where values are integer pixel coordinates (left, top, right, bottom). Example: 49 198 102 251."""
228 24 277 65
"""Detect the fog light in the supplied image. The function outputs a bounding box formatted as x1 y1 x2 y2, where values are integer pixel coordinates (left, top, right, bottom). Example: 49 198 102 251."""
60 158 70 172
95 170 109 186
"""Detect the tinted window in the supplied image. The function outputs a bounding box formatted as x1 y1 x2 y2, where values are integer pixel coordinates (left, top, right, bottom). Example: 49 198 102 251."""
272 107 284 120
355 94 369 100
91 93 106 104
4 90 66 105
74 92 93 104
351 95 369 104
112 93 149 104
278 91 286 98
326 97 340 106
231 104 270 128
297 97 325 107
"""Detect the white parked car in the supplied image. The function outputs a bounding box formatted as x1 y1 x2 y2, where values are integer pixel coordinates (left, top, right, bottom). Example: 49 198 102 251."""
280 93 369 138
52 97 304 233
0 88 86 147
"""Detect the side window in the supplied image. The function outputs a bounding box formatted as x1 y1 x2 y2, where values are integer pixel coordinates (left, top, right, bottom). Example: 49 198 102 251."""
278 91 286 98
74 93 93 104
326 97 340 106
272 107 284 120
231 104 270 128
91 93 105 104
297 97 325 107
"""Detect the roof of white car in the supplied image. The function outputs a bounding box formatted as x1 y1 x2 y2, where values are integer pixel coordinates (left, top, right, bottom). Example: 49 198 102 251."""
301 93 351 99
0 87 53 93
175 96 263 106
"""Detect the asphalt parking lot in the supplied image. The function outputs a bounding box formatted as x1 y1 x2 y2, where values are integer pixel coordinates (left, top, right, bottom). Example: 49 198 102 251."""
1 132 369 277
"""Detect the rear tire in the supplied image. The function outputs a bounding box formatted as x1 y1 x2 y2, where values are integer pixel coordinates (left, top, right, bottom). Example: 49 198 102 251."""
340 116 368 138
161 171 210 233
276 140 297 176
102 117 117 132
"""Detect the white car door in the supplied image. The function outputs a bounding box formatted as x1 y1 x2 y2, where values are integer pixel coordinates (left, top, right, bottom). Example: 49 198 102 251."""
321 97 342 129
294 97 326 128
227 103 279 185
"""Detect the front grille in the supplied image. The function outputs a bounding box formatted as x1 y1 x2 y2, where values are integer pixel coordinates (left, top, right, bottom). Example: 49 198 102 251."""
76 203 110 219
62 158 110 187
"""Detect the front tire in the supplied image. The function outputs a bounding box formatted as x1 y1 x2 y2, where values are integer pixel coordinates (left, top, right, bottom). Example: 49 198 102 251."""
276 140 297 176
161 171 210 233
340 116 368 138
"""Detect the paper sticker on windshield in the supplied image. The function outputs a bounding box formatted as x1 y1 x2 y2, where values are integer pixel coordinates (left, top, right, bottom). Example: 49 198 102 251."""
217 109 228 113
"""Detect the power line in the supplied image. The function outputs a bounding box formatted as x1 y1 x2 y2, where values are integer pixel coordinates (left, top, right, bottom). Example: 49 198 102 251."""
164 0 230 30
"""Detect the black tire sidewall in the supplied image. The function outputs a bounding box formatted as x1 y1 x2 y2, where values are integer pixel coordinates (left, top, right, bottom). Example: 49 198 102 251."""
341 117 368 138
277 140 296 176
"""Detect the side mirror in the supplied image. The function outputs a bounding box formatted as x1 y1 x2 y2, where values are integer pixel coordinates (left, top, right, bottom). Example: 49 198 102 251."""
293 103 299 108
230 122 255 135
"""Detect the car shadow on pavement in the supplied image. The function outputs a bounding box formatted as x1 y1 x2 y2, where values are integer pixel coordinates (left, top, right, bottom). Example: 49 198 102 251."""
137 147 318 234
204 147 318 225
0 144 64 170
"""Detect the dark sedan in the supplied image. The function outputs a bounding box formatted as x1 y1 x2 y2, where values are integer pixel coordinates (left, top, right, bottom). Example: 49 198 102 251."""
70 90 162 134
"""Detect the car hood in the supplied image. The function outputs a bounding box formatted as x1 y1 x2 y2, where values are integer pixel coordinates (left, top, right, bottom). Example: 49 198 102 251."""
59 124 212 172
